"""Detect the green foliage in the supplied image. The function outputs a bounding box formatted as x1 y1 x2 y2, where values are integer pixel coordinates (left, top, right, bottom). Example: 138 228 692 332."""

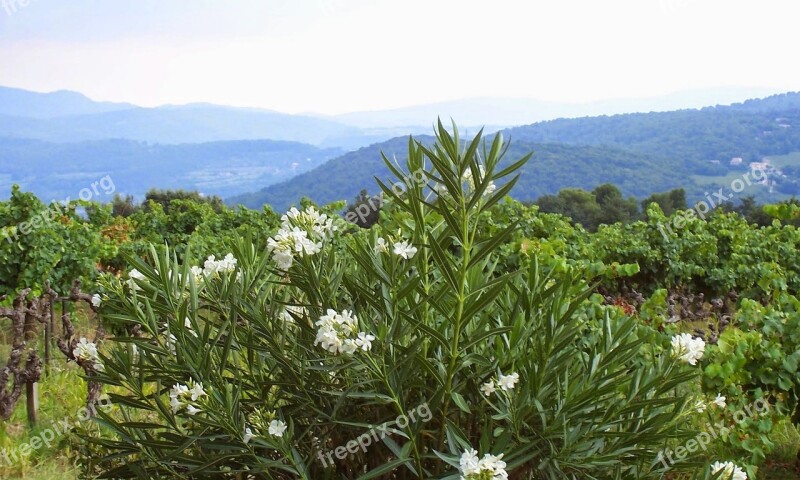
0 185 101 295
143 189 225 214
536 183 638 232
75 125 704 479
641 188 688 217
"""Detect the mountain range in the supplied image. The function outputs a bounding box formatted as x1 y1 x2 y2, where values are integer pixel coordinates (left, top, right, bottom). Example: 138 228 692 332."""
233 93 800 211
1 85 799 208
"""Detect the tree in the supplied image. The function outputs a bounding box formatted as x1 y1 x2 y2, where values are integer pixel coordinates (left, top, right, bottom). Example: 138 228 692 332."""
641 188 687 216
592 183 639 226
143 189 224 214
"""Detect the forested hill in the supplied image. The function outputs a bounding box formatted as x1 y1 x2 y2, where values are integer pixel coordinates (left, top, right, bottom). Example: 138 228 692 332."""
504 92 800 171
232 92 800 211
228 138 689 212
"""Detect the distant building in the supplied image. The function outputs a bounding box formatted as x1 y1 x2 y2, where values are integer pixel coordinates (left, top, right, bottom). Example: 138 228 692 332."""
730 157 743 166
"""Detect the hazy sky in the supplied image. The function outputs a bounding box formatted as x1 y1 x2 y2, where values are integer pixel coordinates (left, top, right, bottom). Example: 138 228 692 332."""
0 0 798 114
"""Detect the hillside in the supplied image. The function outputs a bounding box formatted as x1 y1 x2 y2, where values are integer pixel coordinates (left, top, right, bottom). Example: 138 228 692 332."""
0 138 342 201
228 137 691 211
505 92 800 168
233 93 800 211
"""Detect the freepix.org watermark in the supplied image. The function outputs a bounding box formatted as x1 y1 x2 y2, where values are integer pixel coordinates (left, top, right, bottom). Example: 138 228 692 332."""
656 398 770 470
2 175 115 244
0 397 112 466
2 0 34 16
316 402 432 468
657 166 766 240
344 168 427 226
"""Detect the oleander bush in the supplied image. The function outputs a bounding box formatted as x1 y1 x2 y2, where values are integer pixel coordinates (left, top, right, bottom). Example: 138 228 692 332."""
75 124 733 479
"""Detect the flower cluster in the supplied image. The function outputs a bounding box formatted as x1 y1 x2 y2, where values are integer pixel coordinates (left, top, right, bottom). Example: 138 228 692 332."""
314 309 374 355
375 237 418 260
267 207 335 270
282 206 337 239
459 449 508 480
670 333 705 365
203 253 238 276
696 393 728 413
73 337 104 371
710 461 747 480
169 380 207 415
481 372 520 396
243 419 288 444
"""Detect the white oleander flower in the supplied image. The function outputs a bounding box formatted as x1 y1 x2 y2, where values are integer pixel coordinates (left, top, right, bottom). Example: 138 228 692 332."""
393 240 418 260
354 332 375 351
127 268 146 290
282 206 337 240
267 207 336 269
375 237 389 253
190 266 204 284
185 405 201 416
710 460 747 480
497 372 519 391
341 339 359 355
671 333 705 365
73 337 98 362
272 249 294 270
460 449 480 474
169 381 205 415
268 419 287 437
459 448 508 479
170 383 189 399
203 253 238 276
218 253 237 272
481 381 496 397
91 294 102 308
170 395 184 414
243 427 254 444
713 394 727 409
188 382 207 401
314 309 369 355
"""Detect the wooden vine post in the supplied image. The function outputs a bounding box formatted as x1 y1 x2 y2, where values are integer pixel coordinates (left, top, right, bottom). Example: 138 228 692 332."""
1 281 102 425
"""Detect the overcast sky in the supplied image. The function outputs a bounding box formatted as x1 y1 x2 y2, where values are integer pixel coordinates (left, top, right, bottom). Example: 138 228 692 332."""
0 0 798 114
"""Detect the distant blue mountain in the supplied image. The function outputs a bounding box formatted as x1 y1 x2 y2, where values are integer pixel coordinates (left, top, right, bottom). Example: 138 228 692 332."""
0 86 135 118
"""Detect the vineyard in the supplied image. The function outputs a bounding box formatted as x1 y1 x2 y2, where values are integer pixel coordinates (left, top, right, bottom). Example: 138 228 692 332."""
2 125 800 479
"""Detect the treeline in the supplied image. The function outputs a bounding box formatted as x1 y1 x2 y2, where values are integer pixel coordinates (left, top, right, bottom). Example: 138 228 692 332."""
2 183 797 297
534 183 799 231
